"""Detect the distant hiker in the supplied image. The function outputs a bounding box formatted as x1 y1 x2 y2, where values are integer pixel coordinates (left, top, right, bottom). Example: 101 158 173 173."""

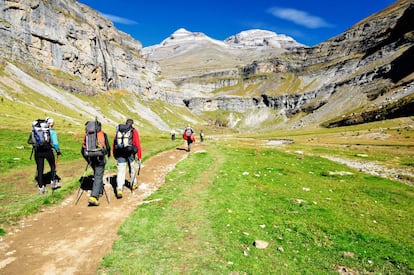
28 117 61 194
170 129 176 141
183 124 195 152
81 120 111 206
200 130 204 142
112 119 142 199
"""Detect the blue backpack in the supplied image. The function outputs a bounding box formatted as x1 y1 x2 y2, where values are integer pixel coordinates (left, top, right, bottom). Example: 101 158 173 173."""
30 119 51 150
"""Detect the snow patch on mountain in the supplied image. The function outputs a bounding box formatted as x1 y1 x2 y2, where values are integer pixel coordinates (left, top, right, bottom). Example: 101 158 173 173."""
142 28 305 60
161 28 228 48
224 29 306 49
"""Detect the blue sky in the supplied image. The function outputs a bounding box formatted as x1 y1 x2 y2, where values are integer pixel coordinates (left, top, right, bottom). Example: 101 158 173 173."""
78 0 396 48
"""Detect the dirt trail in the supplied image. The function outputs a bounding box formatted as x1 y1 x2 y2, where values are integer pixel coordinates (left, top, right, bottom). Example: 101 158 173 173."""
0 144 203 274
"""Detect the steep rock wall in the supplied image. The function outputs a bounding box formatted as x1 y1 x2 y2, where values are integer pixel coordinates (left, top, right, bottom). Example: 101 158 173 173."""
0 0 160 95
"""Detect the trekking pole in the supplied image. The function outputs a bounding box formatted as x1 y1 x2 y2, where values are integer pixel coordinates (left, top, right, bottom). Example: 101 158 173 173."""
130 159 139 193
103 156 111 204
106 156 111 185
52 153 59 194
30 147 36 187
107 156 110 175
138 159 141 176
75 161 90 205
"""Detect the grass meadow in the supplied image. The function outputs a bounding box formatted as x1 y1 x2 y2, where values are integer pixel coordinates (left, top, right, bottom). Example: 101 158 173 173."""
0 118 413 274
99 139 413 274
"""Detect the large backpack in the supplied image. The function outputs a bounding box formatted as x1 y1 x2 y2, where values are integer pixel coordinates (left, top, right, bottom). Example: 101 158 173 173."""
30 119 51 150
82 121 106 158
185 127 193 137
114 124 137 155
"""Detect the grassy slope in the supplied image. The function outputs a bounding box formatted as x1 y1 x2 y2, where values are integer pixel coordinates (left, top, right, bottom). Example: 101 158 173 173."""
99 142 413 274
0 61 204 136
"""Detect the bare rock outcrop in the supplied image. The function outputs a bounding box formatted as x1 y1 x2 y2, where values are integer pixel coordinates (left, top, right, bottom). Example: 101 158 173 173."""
0 0 160 96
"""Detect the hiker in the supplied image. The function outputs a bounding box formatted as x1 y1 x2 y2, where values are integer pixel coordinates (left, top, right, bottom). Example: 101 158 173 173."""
28 117 61 194
46 117 62 189
170 129 176 141
200 130 204 142
81 120 111 206
183 124 195 151
112 118 142 199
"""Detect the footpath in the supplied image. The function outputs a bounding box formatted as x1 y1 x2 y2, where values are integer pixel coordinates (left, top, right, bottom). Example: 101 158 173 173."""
0 144 202 274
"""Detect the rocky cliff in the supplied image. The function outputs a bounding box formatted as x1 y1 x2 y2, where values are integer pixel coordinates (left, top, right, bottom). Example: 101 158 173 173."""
0 0 160 96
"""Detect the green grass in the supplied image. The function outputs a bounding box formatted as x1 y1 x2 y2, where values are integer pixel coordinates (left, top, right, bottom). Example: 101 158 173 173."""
0 129 182 228
1 120 413 272
237 117 414 175
99 143 414 274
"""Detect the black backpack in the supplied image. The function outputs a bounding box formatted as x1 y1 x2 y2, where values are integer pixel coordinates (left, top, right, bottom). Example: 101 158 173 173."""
29 119 51 150
114 124 137 155
82 120 106 157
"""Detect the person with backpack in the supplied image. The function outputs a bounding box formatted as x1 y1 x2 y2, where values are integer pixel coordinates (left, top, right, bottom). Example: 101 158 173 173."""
200 130 205 142
81 120 111 206
46 117 62 189
28 117 61 194
183 124 195 152
112 119 142 199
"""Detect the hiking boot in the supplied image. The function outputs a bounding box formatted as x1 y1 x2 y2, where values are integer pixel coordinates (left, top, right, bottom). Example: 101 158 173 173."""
132 183 138 190
51 180 61 190
88 196 99 206
38 185 46 195
116 189 123 199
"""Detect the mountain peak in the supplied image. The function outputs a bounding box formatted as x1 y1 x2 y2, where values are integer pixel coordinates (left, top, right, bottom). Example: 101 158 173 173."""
224 29 306 49
160 28 218 47
172 28 192 35
142 28 305 70
148 28 305 52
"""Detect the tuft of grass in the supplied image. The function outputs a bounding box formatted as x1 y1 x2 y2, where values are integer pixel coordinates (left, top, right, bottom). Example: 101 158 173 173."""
99 143 414 274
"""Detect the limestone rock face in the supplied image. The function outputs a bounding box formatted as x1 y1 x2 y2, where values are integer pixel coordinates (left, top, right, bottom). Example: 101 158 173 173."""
0 0 160 95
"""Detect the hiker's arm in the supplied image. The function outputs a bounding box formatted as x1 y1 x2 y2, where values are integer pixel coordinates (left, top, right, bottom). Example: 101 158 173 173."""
50 129 60 152
27 133 33 144
133 129 142 160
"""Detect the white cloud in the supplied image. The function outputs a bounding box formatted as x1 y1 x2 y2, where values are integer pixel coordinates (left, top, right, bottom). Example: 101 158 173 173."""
268 7 333 29
101 13 138 25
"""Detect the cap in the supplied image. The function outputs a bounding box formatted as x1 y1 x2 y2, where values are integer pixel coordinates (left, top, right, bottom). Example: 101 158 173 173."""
46 117 54 125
